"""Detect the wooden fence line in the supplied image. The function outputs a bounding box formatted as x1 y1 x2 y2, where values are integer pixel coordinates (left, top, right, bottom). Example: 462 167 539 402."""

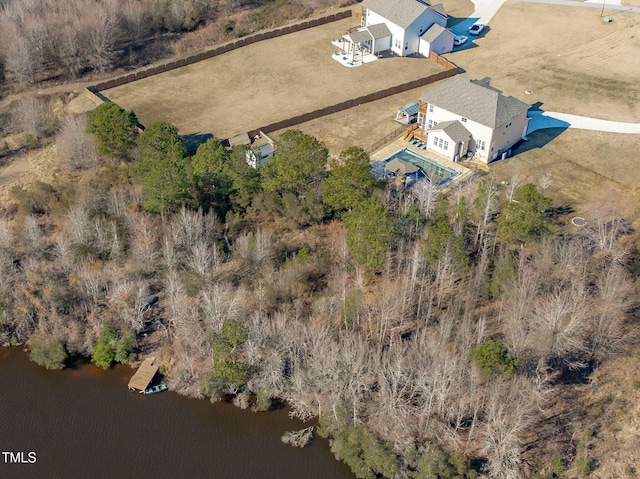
246 61 457 141
82 7 460 154
365 125 408 154
85 9 353 99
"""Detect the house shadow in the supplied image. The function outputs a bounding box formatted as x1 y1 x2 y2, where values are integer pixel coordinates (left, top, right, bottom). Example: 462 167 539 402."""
512 103 570 155
182 132 214 154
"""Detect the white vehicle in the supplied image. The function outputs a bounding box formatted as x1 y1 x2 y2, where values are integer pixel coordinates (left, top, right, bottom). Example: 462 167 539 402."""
468 23 484 36
453 35 468 46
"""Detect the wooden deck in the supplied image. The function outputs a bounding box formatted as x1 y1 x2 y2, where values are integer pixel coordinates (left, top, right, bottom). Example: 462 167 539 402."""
128 357 159 391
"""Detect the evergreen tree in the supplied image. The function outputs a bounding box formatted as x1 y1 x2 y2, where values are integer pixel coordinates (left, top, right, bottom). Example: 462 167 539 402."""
86 102 138 159
345 197 393 273
133 122 192 213
191 138 232 213
227 146 262 212
497 183 551 245
261 129 328 199
259 130 328 226
322 146 376 212
423 195 468 269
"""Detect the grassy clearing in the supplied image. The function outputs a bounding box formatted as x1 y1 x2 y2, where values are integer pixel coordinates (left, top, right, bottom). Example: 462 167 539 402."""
104 13 444 140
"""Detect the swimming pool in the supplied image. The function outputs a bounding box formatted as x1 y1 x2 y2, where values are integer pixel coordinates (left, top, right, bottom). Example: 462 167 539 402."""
385 148 460 185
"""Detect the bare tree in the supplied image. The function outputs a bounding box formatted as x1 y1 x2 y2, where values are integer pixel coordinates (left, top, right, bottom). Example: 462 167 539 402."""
538 171 552 195
481 378 537 479
530 286 589 368
57 115 97 169
474 173 500 247
14 96 55 139
120 0 151 44
505 172 522 203
589 264 633 361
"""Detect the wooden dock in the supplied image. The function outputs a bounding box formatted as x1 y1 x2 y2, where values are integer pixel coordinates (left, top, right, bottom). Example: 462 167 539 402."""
128 357 159 392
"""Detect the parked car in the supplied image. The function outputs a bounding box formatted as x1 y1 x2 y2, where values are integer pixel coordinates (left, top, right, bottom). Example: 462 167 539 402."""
468 23 484 36
453 35 468 46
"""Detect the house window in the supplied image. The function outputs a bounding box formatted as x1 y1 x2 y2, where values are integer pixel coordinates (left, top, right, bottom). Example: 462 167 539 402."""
418 112 425 127
394 37 401 49
461 117 467 123
404 41 408 50
443 140 448 150
437 138 444 148
427 119 433 128
419 25 424 33
433 136 439 145
429 104 434 113
478 140 486 151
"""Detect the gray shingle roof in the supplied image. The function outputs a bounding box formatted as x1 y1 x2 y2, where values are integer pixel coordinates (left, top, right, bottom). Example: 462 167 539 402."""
367 23 392 39
429 3 448 17
420 23 453 43
362 0 430 29
348 23 392 43
419 76 530 128
428 120 471 143
349 29 373 44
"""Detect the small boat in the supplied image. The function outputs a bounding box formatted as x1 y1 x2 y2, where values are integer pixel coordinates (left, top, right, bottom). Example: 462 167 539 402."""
141 384 168 395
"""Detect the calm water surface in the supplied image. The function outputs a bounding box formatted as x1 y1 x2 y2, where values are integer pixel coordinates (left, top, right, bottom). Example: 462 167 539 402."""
0 347 355 479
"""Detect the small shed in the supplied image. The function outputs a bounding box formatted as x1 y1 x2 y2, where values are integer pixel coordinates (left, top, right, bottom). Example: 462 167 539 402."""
395 102 419 124
246 142 274 168
128 356 159 392
228 133 251 147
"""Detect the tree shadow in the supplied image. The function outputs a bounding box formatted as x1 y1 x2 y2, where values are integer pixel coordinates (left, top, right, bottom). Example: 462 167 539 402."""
554 361 596 385
547 204 575 219
182 132 214 154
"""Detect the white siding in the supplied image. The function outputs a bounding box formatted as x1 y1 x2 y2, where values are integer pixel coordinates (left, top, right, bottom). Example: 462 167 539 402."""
365 10 404 56
428 133 455 160
490 111 530 160
420 31 454 57
425 105 494 162
366 8 447 57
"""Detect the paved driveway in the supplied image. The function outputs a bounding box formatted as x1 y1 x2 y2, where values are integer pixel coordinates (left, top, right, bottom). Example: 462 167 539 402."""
528 111 640 134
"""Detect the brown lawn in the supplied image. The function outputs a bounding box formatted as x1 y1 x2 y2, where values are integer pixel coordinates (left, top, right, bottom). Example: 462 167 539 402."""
104 14 445 140
443 3 640 122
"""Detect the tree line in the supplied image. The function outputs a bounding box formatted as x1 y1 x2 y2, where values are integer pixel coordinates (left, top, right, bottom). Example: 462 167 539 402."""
0 0 344 88
0 100 636 478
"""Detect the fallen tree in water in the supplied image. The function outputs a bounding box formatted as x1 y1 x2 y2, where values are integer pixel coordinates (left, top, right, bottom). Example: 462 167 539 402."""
281 426 315 448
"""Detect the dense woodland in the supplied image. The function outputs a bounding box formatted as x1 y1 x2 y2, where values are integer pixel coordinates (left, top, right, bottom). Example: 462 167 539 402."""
0 1 639 478
0 97 637 478
0 0 344 89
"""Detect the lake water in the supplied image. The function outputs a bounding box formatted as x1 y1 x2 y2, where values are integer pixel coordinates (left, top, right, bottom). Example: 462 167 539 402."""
0 347 355 479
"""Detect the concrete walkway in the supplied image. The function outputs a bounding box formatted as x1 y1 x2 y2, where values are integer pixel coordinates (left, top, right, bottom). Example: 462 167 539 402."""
527 110 640 134
452 0 640 36
514 0 640 13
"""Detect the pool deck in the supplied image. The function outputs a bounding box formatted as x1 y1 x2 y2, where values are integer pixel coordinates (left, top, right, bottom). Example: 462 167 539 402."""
371 138 471 177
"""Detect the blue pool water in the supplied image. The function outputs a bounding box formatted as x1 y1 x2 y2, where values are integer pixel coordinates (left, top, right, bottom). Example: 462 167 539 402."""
384 148 460 185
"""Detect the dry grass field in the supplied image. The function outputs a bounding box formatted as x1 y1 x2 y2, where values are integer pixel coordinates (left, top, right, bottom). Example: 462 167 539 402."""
104 14 445 140
444 2 640 122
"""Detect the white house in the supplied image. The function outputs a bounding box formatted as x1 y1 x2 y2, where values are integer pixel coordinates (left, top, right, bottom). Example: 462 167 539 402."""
417 76 530 163
359 0 449 57
418 23 455 57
